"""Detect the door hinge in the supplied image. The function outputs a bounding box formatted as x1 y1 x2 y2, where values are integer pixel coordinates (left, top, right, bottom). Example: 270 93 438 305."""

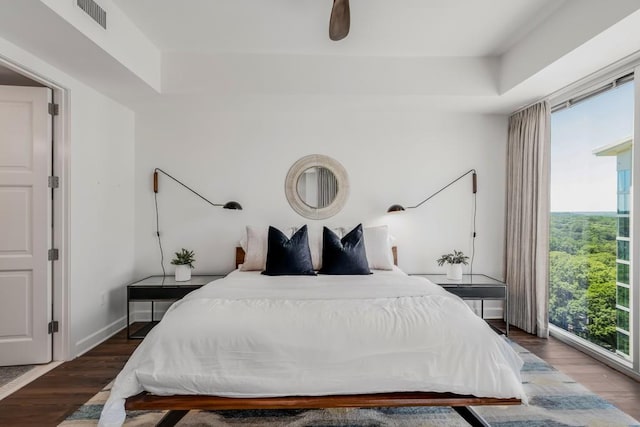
48 176 59 189
48 102 59 116
48 321 59 334
48 248 59 261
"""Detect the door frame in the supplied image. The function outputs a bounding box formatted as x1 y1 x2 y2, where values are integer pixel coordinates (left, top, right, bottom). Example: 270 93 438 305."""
0 56 70 361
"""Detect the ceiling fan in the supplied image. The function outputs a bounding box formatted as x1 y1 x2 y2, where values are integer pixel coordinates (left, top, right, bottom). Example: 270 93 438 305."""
329 0 350 41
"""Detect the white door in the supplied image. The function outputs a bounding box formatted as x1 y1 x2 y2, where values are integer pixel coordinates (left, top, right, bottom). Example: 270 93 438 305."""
0 85 52 366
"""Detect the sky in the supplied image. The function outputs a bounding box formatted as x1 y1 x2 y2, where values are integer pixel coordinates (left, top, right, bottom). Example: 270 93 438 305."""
550 81 634 212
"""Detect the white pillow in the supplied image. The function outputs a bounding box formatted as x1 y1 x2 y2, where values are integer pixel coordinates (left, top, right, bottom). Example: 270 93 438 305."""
363 225 395 270
239 226 267 271
307 226 344 270
240 226 295 271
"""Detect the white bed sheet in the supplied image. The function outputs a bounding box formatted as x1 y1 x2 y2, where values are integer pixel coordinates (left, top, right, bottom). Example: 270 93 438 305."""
99 268 525 427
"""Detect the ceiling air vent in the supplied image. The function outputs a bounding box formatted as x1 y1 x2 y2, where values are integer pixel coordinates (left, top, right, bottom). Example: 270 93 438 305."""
77 0 107 29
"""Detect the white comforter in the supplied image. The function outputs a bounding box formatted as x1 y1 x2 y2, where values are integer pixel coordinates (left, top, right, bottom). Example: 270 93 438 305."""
99 269 525 427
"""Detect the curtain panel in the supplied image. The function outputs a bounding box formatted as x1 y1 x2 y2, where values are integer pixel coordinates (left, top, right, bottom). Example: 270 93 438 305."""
505 101 551 338
318 168 338 208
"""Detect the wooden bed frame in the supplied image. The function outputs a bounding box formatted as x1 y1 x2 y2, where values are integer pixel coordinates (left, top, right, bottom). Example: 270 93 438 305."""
125 246 521 427
126 392 520 427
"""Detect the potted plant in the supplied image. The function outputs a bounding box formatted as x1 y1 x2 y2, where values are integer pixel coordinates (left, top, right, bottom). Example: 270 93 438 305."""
436 250 469 280
171 248 195 282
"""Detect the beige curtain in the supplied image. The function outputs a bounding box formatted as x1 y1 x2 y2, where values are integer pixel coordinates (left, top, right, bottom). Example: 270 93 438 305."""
318 168 338 208
505 101 550 338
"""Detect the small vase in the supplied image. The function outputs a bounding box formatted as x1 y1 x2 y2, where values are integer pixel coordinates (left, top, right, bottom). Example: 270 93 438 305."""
446 263 463 280
175 265 192 282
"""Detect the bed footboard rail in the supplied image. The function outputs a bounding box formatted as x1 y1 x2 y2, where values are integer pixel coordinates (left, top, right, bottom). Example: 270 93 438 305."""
125 391 520 411
126 392 519 427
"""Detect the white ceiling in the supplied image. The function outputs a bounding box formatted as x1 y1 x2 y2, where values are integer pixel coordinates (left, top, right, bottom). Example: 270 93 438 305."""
112 0 563 57
1 0 637 113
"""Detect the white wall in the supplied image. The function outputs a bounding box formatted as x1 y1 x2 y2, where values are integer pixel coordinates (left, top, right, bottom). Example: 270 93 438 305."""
134 97 508 285
0 35 136 358
69 88 135 355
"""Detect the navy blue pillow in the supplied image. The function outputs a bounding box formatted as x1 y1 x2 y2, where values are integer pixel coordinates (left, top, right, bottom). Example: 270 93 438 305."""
319 224 371 275
262 225 316 276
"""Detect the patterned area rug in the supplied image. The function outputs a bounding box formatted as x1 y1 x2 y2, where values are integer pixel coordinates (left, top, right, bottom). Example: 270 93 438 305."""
59 342 639 426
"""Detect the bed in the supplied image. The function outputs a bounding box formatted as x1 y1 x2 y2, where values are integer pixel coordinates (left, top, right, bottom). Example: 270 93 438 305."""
99 247 525 427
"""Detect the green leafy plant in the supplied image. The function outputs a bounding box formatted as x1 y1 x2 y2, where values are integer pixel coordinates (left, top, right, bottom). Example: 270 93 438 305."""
171 248 195 269
436 250 469 266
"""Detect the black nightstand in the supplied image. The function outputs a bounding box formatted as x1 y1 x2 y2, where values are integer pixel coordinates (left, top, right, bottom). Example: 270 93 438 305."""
127 275 225 339
412 274 509 336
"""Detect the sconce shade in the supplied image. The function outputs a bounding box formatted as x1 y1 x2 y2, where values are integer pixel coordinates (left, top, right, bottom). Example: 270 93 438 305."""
223 201 243 210
387 204 406 213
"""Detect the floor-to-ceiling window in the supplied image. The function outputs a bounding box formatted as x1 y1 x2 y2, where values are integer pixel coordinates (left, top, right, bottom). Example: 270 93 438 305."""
549 74 634 363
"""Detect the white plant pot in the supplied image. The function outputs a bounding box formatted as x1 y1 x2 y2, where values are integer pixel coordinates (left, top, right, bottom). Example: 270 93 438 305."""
446 263 463 280
175 265 192 282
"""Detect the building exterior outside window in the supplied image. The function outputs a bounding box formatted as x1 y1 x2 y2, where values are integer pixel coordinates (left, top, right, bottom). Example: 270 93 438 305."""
594 137 632 358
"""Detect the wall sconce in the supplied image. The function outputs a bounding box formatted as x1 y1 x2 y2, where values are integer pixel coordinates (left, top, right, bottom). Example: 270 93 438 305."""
387 169 477 212
153 168 242 276
387 168 478 274
153 168 242 210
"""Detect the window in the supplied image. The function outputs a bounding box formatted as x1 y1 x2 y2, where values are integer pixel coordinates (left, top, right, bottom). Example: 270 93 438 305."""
617 309 630 330
617 332 630 355
549 77 634 361
617 240 630 261
617 263 630 285
617 285 630 308
618 217 630 238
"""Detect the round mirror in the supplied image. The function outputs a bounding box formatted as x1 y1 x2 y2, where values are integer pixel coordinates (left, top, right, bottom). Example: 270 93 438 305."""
285 155 349 219
296 166 339 209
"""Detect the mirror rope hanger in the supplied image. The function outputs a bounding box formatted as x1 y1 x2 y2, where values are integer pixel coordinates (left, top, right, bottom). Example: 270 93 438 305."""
152 168 242 276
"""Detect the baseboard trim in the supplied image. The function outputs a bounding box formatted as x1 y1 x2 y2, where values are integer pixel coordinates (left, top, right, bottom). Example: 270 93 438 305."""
130 309 169 322
481 307 503 320
74 316 127 358
463 300 503 319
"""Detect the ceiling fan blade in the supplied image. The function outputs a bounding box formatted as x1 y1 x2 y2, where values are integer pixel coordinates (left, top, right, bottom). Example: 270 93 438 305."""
329 0 350 41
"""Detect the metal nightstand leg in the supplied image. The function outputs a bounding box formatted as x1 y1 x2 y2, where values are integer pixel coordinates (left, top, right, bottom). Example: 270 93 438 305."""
506 287 509 337
127 295 130 339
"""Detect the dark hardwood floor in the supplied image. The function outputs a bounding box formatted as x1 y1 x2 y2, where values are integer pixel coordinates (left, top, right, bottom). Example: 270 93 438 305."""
0 322 638 426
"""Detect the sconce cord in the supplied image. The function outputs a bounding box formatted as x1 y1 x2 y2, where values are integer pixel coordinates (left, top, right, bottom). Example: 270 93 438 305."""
154 190 166 277
470 189 477 278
